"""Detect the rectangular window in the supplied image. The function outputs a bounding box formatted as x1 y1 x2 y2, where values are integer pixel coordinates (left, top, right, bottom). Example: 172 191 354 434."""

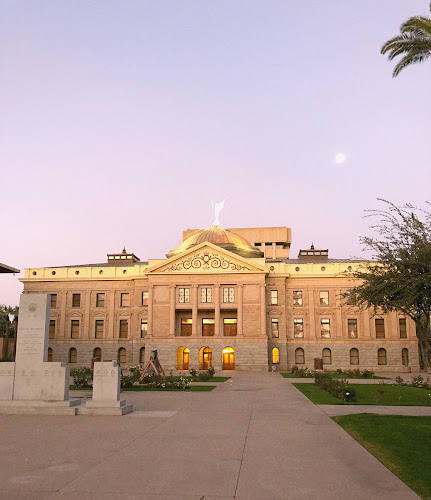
140 320 147 338
95 319 104 339
119 319 128 338
399 318 407 339
271 318 279 338
72 293 80 308
181 318 192 336
50 294 57 308
120 293 130 307
96 293 105 307
293 290 303 306
348 319 358 339
71 320 79 339
178 288 190 303
49 319 55 339
293 318 304 338
270 290 278 305
142 291 149 306
375 319 385 339
321 318 331 339
223 287 235 303
319 291 329 306
201 287 213 303
223 318 237 336
202 318 215 336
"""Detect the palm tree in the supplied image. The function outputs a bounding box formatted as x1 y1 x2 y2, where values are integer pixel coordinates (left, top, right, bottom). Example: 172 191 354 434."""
381 2 431 77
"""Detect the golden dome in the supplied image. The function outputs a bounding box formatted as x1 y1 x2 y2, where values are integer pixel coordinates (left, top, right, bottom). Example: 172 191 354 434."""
167 228 264 259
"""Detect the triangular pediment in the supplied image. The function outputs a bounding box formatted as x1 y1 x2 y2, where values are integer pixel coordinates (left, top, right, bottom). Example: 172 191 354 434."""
146 242 266 274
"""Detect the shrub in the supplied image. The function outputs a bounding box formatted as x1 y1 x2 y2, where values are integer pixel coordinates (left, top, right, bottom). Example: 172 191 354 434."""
121 375 135 388
291 365 313 377
314 372 356 402
361 369 374 378
189 368 198 377
410 375 431 390
70 367 93 388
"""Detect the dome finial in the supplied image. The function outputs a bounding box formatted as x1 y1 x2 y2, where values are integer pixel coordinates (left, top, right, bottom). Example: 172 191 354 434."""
211 200 225 228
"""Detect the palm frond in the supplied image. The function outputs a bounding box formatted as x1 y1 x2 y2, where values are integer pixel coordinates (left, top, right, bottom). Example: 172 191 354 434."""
392 52 431 77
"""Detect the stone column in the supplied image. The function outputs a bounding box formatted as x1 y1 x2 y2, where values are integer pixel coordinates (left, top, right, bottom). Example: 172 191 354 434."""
147 285 153 337
308 289 317 340
169 285 176 337
362 309 371 339
237 284 243 336
85 292 91 339
60 293 67 340
260 284 266 337
214 285 221 337
192 284 198 337
108 291 115 339
335 289 343 339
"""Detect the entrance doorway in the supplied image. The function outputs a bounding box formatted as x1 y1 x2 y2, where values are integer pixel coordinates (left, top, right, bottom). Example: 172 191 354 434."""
199 347 213 370
222 347 235 370
176 346 190 370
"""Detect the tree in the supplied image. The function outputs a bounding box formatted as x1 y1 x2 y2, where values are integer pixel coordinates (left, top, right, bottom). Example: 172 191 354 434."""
381 2 431 77
344 200 431 370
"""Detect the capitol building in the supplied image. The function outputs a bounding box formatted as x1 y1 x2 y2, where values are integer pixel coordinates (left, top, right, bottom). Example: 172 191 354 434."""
20 225 419 372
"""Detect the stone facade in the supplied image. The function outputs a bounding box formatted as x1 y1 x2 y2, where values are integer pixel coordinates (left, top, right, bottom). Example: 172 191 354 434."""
20 226 421 373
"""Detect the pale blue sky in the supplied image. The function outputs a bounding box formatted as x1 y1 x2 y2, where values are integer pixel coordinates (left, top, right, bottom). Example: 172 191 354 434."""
1 0 430 305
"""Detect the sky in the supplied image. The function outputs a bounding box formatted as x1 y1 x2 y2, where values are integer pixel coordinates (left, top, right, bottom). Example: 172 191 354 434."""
1 0 430 307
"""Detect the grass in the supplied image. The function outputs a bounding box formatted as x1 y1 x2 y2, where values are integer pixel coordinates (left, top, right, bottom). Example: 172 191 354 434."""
294 383 431 406
281 372 387 379
333 414 431 500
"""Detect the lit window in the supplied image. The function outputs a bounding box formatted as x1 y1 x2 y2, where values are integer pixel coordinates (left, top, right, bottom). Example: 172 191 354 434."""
95 320 104 339
322 348 332 365
350 348 359 365
375 319 385 339
319 291 329 306
71 320 79 339
119 319 128 338
96 293 105 307
69 348 77 363
140 320 147 338
348 319 358 339
178 288 190 303
50 294 57 308
223 318 237 336
320 318 331 339
294 318 304 338
201 287 213 303
202 318 215 337
47 347 53 362
270 290 278 305
223 287 235 303
402 348 409 366
118 347 126 364
72 293 81 308
377 348 387 365
142 291 149 306
399 318 407 339
295 348 305 364
271 318 279 338
293 291 303 306
49 320 56 339
272 347 280 364
181 319 192 336
120 293 130 307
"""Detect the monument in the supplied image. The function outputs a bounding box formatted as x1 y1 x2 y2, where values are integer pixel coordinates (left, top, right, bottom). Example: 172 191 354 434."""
0 294 79 414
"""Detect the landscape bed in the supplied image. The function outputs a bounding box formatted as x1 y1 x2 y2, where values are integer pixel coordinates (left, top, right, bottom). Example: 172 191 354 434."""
333 414 431 500
293 383 431 406
281 373 387 379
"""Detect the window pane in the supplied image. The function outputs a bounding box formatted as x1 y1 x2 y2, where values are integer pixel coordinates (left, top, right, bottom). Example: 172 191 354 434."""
375 319 385 339
399 318 407 339
272 348 280 364
181 318 192 336
184 288 190 303
321 318 331 339
293 291 303 306
95 320 104 339
140 320 147 338
118 348 126 363
71 320 79 339
402 348 409 366
49 320 55 339
295 348 305 364
377 348 387 365
350 348 359 365
96 293 105 307
322 348 332 365
294 319 304 338
119 320 128 338
142 291 148 306
69 348 77 363
348 319 358 339
72 293 80 307
271 290 278 305
121 293 130 307
319 291 329 306
271 319 279 338
50 294 57 308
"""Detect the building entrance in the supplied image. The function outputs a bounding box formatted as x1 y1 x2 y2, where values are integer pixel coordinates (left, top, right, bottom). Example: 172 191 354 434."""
222 347 235 370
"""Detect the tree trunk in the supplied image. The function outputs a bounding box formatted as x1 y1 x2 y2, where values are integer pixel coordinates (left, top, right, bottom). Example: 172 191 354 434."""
416 321 431 370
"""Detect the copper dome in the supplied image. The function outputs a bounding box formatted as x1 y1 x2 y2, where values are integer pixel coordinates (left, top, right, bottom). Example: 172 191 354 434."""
167 228 264 259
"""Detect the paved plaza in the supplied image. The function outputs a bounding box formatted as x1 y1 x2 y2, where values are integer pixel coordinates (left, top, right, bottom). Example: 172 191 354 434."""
0 372 420 499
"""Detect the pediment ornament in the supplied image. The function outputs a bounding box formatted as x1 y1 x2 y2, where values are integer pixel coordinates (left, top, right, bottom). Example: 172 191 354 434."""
161 251 253 273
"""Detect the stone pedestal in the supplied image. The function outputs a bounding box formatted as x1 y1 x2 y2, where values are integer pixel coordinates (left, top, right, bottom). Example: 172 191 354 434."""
79 361 133 416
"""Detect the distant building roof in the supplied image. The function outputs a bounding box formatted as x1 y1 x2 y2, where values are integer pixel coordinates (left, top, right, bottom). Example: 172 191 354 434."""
0 263 20 274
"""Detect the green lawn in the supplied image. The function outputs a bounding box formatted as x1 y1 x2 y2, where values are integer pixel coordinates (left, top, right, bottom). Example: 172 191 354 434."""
281 372 387 379
122 385 217 392
334 414 431 500
294 383 431 406
176 376 230 382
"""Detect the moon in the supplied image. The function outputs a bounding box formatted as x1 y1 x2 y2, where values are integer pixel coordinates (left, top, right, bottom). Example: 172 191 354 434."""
335 153 347 165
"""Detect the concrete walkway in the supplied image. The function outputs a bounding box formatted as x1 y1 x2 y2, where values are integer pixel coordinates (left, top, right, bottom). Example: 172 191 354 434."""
0 372 420 499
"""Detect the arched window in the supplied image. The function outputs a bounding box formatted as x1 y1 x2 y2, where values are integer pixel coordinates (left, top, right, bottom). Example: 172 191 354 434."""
402 348 409 367
377 348 387 365
140 347 145 364
222 347 235 370
272 347 280 364
118 347 127 364
350 348 359 365
199 347 213 370
47 347 53 362
295 348 305 365
69 348 77 363
176 346 190 370
93 347 102 361
322 348 332 365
